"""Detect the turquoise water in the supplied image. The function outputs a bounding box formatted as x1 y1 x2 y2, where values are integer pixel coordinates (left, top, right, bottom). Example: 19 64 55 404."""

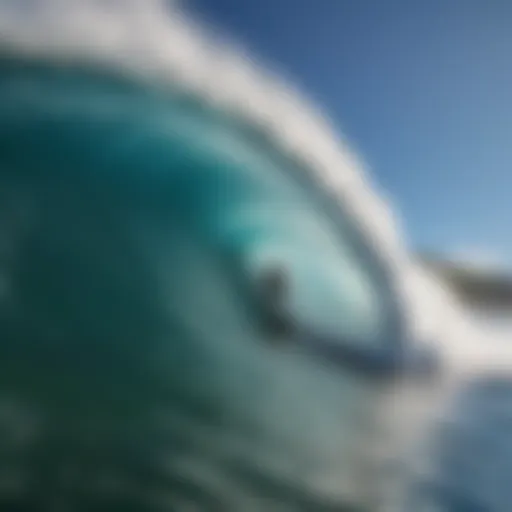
0 57 396 510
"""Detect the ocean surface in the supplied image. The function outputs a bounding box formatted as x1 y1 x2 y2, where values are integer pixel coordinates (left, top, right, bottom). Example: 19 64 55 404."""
415 310 512 512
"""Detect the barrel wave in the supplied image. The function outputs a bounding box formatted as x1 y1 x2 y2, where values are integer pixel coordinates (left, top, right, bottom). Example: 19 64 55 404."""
0 53 398 510
3 2 509 512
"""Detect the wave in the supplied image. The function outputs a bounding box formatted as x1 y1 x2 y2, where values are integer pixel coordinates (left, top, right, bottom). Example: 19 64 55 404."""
1 1 511 509
0 0 468 356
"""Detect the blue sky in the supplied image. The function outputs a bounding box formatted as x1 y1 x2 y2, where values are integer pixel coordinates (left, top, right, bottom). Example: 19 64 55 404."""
186 0 512 267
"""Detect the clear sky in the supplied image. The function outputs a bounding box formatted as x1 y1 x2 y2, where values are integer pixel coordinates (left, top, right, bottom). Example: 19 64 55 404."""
186 0 512 268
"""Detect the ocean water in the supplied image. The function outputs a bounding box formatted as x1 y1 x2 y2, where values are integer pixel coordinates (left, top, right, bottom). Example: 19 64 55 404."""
413 311 512 512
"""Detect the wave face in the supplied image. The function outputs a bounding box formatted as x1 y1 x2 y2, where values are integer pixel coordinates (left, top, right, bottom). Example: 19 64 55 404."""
0 55 397 510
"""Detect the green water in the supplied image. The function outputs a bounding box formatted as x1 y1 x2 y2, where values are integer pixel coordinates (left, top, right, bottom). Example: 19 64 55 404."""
0 59 400 510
